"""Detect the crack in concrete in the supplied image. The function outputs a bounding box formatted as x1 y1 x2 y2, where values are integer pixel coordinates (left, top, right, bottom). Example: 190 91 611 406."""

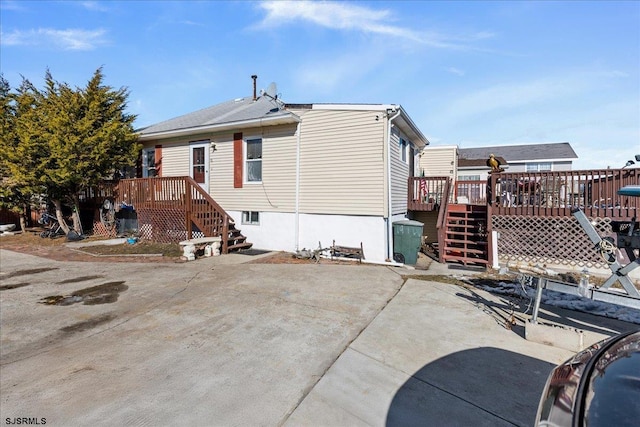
277 275 406 426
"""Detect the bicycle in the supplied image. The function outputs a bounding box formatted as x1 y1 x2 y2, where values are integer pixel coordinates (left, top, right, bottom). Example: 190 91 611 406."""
38 212 67 239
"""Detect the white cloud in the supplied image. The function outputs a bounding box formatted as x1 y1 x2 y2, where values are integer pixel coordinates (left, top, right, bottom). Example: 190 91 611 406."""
292 50 386 95
0 28 108 50
180 20 205 27
446 67 465 76
255 1 492 49
440 76 590 122
0 1 26 11
80 1 109 12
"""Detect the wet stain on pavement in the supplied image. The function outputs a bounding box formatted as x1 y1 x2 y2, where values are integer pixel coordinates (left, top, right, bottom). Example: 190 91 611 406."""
40 281 128 306
57 275 105 284
60 313 117 333
2 267 58 279
0 282 31 291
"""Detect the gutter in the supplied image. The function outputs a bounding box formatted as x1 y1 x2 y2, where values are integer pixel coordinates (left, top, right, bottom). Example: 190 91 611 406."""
386 106 401 261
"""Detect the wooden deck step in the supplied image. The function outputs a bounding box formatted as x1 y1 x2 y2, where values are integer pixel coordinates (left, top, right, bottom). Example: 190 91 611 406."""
441 254 489 265
444 238 488 246
227 242 253 251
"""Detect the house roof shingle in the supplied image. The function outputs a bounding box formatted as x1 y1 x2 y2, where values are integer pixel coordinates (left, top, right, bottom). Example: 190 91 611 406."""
138 96 429 147
137 96 297 136
458 142 577 162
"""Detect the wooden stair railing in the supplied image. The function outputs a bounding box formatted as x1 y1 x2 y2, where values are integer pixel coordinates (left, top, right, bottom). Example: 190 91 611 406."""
435 178 490 266
115 177 252 253
435 178 452 263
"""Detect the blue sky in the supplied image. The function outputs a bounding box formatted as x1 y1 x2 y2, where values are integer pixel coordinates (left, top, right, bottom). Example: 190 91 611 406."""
1 0 638 169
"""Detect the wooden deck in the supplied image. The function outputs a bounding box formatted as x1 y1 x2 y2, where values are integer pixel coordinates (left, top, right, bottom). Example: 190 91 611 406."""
410 168 639 267
108 177 251 253
410 167 639 220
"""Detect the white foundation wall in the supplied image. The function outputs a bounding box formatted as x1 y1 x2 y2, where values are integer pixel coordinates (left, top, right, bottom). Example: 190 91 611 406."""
227 211 388 263
298 214 387 263
227 211 297 253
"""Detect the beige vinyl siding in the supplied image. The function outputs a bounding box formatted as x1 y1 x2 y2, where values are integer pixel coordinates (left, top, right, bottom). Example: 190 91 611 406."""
142 127 298 213
389 128 409 215
210 124 298 213
160 142 190 177
419 146 457 178
297 109 385 216
142 133 213 178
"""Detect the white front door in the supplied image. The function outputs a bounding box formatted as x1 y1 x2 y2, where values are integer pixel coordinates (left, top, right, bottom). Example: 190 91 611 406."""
190 141 210 193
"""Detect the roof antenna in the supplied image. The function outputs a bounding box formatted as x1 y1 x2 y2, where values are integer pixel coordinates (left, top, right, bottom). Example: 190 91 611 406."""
251 75 258 101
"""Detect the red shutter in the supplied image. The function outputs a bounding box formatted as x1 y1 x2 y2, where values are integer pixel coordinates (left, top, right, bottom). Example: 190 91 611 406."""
234 132 243 188
154 145 162 177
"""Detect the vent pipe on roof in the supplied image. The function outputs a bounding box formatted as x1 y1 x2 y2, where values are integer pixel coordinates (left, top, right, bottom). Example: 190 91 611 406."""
251 75 258 101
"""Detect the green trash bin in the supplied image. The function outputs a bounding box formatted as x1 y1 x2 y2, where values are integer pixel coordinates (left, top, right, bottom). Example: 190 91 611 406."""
393 220 424 265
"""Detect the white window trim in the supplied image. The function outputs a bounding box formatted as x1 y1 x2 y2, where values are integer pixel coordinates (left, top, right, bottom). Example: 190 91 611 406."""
244 136 263 184
399 138 408 163
241 211 260 225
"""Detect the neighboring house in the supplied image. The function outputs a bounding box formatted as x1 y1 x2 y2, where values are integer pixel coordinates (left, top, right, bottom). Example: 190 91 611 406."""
457 142 578 181
418 145 458 179
136 84 429 263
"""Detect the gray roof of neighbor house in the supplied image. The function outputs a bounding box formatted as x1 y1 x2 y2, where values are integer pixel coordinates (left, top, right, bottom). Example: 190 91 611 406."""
137 96 299 139
458 142 577 162
458 156 508 168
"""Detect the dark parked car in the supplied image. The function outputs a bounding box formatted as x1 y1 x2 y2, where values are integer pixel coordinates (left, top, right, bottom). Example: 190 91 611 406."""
535 329 640 426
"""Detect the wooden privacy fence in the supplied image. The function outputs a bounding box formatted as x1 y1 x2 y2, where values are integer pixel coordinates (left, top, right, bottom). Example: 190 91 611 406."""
113 177 232 252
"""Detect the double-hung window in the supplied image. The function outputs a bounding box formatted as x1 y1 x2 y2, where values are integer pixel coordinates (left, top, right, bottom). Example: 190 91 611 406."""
399 138 408 163
246 138 262 182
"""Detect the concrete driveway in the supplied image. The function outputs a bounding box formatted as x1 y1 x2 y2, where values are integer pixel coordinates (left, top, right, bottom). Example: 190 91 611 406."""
1 249 636 426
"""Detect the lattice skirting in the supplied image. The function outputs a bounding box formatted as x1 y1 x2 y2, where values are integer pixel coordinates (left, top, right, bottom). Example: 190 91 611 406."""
92 220 117 238
91 208 204 243
492 215 615 269
136 208 203 243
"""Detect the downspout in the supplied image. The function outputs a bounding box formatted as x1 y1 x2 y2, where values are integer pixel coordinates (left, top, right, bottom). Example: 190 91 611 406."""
386 106 401 261
294 121 302 251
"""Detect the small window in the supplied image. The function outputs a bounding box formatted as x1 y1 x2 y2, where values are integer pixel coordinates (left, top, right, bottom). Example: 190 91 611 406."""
242 211 260 225
399 139 408 163
246 138 262 182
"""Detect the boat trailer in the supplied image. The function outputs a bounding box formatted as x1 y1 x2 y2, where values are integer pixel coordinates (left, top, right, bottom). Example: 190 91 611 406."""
523 185 640 322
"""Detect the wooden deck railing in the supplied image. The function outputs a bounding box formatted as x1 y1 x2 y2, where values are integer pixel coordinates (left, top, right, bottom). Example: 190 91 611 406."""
79 179 118 208
488 168 639 219
454 179 488 205
114 177 232 252
408 176 450 211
